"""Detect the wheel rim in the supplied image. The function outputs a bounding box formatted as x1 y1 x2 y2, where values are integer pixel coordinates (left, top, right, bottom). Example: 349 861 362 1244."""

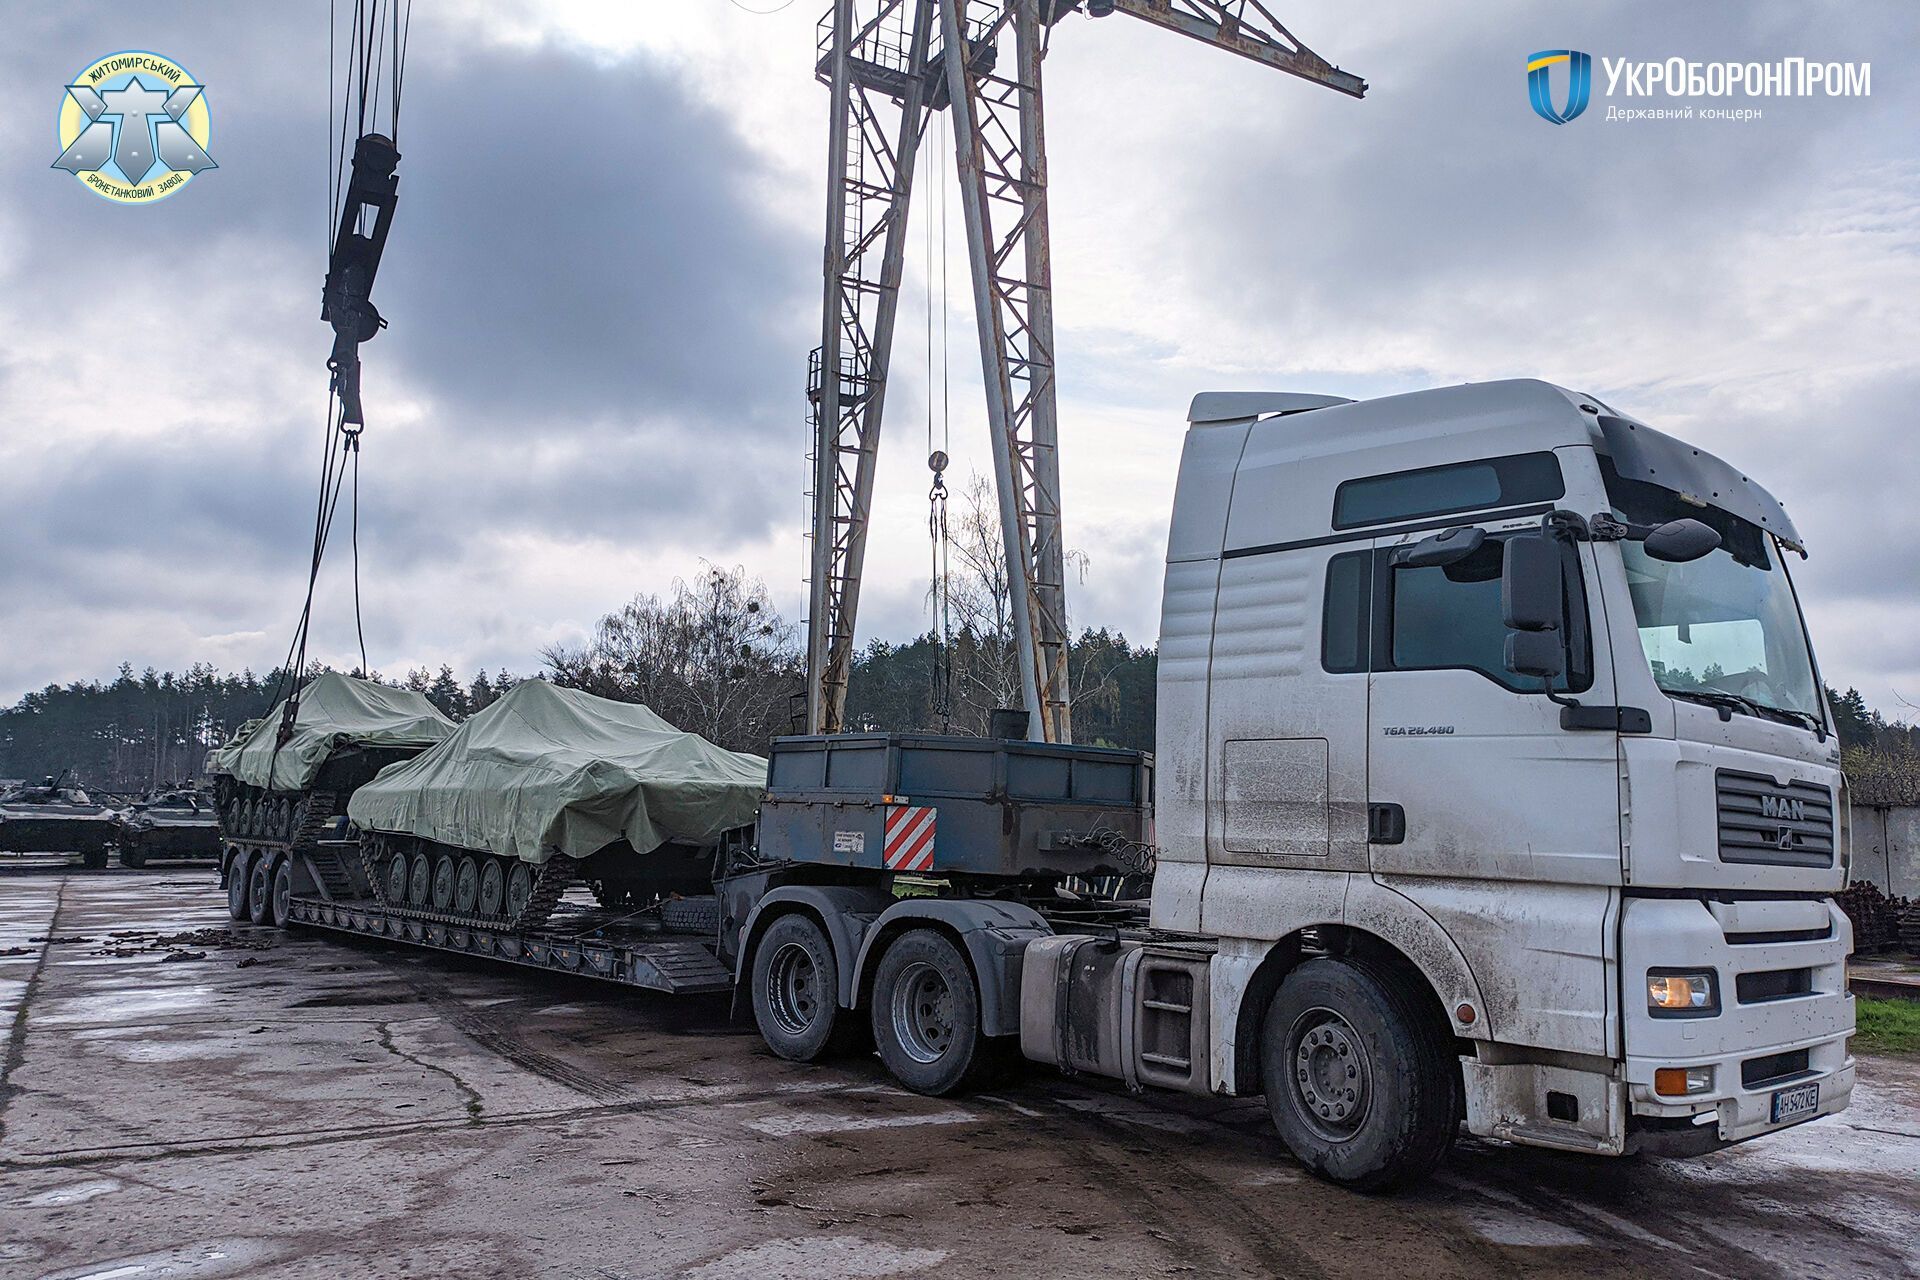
506 864 534 919
229 865 248 911
409 853 432 906
454 858 480 914
889 960 955 1065
479 860 505 915
250 862 271 913
1287 1006 1372 1142
765 940 822 1038
274 866 291 920
432 855 456 911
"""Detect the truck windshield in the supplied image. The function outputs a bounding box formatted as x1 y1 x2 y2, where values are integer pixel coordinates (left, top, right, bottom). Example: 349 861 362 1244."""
1605 466 1821 726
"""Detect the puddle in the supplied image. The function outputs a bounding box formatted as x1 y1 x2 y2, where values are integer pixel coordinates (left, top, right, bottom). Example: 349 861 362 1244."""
33 1237 279 1280
745 1108 976 1138
686 1235 947 1279
15 1178 123 1208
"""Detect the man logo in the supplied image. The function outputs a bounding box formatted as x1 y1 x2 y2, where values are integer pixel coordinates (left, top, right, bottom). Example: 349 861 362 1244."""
1527 49 1593 125
1760 795 1808 824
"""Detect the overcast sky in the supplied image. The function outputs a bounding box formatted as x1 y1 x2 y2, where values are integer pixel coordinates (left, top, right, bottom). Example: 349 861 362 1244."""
2 2 1915 715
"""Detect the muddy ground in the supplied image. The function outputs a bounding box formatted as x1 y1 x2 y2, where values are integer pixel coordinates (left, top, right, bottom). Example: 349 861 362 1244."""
1 870 1915 1280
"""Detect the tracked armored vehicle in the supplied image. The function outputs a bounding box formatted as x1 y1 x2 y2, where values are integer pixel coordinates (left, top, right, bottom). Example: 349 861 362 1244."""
116 789 222 867
342 680 766 933
0 778 119 867
208 673 454 923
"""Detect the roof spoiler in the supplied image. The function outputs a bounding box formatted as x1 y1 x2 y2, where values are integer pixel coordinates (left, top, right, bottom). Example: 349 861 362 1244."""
1187 391 1354 424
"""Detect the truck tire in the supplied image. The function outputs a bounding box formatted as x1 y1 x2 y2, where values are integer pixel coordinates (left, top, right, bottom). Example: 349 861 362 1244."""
661 896 720 937
870 928 986 1097
752 913 848 1062
249 856 279 926
1259 956 1459 1191
227 852 253 920
273 858 294 925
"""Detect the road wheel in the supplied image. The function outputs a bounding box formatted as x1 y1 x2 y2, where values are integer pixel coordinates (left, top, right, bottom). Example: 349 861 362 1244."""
751 914 849 1062
506 862 535 921
272 857 294 924
453 857 481 915
431 854 457 911
870 928 985 1096
81 845 109 870
249 856 278 925
384 850 410 904
227 853 252 920
121 840 148 869
1259 956 1459 1191
408 851 433 907
479 858 506 917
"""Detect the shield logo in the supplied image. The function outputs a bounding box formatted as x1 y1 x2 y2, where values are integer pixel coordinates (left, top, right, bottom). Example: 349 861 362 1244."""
1527 50 1593 125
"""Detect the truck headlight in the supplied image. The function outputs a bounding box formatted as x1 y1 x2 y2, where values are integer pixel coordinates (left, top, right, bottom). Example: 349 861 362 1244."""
1647 969 1718 1017
1654 1066 1715 1097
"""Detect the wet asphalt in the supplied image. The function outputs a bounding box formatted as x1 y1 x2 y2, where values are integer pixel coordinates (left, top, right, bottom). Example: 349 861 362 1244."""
1 868 1916 1280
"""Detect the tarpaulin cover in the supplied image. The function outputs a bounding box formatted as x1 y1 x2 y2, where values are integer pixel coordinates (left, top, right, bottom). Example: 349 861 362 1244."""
206 673 455 791
345 680 767 864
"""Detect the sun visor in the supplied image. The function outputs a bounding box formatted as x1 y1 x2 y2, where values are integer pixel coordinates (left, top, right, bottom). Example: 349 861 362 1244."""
1597 415 1802 550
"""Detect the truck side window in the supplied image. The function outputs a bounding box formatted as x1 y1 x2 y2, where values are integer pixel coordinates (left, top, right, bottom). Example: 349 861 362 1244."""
1332 452 1564 530
1321 551 1371 673
1376 536 1591 693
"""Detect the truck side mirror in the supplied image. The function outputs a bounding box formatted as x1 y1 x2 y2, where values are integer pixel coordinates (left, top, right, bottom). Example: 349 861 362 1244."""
1395 525 1485 568
1501 534 1567 682
1642 518 1721 563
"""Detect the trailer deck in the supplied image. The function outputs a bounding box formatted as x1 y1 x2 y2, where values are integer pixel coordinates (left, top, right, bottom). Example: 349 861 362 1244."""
285 892 734 993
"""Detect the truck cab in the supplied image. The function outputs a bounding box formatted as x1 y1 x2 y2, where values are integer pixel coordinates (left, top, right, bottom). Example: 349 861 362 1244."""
1116 378 1853 1184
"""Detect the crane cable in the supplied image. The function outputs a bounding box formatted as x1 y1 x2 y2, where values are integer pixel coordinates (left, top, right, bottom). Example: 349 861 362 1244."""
926 111 954 731
269 0 411 772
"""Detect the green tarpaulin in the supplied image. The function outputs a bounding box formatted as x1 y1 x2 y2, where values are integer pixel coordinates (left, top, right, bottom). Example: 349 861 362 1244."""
205 673 456 791
345 681 767 864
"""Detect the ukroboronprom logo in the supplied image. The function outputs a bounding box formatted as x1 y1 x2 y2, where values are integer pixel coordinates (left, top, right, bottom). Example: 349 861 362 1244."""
1527 50 1593 125
52 51 216 203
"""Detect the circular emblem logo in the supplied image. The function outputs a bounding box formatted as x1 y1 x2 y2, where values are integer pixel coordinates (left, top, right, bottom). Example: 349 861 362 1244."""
53 51 216 203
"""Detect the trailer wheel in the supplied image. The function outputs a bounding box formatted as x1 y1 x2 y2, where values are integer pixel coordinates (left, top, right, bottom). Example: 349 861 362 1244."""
249 856 279 926
751 913 846 1062
227 852 253 920
870 928 986 1097
454 857 481 915
408 851 433 907
1259 956 1458 1191
273 857 294 925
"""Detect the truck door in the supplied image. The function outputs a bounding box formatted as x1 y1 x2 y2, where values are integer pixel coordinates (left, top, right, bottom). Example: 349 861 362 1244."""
1364 524 1622 1056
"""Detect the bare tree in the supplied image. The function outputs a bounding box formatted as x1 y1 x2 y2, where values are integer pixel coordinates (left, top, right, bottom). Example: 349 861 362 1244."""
544 564 803 753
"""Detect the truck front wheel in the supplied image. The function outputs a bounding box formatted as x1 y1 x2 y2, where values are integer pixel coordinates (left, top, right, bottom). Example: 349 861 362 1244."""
870 928 986 1097
1259 956 1458 1191
752 913 847 1062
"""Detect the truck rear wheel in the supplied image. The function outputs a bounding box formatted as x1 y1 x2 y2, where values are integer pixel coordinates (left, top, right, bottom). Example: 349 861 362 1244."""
248 856 279 926
227 852 252 920
752 913 847 1062
1259 956 1458 1191
870 928 986 1097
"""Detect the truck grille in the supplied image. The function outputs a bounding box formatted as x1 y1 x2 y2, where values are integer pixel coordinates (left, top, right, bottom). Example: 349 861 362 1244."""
1715 771 1834 869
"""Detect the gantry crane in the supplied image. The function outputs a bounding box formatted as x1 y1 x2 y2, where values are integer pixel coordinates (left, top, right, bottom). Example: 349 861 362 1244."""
805 0 1364 741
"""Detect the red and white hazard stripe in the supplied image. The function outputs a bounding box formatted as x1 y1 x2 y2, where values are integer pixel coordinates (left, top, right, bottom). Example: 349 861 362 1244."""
883 804 937 873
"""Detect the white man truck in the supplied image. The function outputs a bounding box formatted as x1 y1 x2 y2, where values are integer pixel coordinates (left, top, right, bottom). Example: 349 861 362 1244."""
274 378 1853 1191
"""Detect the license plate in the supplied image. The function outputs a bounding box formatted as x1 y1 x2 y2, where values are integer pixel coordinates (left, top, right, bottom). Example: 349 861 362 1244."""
1770 1082 1819 1125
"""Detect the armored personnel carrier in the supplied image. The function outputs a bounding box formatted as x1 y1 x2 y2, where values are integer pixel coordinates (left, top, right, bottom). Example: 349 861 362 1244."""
116 788 222 867
0 777 118 867
344 680 766 932
209 673 454 923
